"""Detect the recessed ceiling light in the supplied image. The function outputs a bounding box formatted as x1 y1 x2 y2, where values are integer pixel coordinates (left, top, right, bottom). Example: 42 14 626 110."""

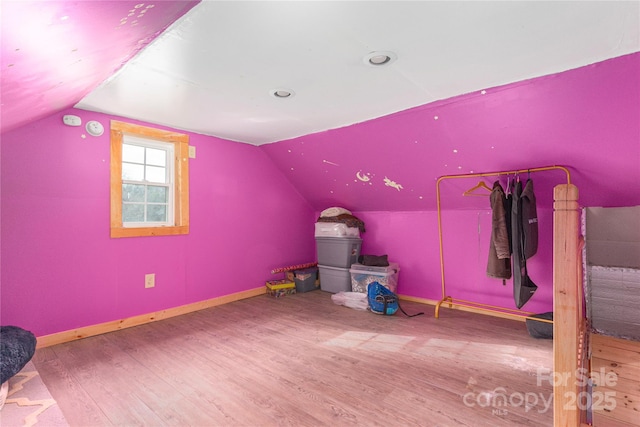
270 88 295 98
369 55 390 65
363 51 397 67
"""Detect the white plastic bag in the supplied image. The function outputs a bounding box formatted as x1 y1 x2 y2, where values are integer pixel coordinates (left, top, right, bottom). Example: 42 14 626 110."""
331 291 368 311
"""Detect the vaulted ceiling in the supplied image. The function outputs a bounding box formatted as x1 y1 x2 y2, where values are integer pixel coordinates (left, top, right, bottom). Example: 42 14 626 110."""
2 1 639 144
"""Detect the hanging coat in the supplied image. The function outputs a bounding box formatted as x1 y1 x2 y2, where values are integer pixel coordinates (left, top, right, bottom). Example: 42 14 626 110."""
511 179 538 309
505 179 513 253
504 181 515 254
487 181 511 280
521 178 538 259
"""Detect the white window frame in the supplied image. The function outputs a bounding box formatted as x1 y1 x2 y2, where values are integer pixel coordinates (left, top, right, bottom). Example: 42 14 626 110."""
121 135 175 228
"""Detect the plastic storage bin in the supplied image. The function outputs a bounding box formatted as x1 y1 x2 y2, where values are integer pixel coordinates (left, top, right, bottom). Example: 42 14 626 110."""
316 237 362 268
318 265 352 293
294 267 319 293
350 262 400 293
314 222 360 238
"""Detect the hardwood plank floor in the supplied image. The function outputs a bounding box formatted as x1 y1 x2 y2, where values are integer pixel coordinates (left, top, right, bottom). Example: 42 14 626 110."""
33 291 553 426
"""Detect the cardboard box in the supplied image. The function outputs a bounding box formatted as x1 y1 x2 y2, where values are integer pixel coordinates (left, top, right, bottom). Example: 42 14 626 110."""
266 280 296 297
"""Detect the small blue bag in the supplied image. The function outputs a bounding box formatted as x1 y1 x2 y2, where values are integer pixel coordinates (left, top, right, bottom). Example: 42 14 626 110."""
367 282 398 315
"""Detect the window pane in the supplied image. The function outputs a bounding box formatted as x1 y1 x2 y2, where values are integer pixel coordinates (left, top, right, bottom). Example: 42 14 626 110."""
146 165 166 183
122 144 145 163
146 148 166 167
123 203 144 222
122 184 145 202
123 163 144 181
147 186 167 203
147 204 167 222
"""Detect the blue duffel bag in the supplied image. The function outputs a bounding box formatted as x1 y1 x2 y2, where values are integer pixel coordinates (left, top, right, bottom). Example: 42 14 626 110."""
367 282 425 318
367 281 398 315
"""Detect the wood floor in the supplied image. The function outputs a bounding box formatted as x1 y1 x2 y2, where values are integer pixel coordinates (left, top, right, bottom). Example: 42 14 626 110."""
33 291 554 426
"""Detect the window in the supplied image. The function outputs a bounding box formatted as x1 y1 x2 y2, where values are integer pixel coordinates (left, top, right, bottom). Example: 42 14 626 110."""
122 137 174 226
110 120 189 238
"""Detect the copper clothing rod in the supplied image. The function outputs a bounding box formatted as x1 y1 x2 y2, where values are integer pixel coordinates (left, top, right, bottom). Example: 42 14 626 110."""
436 165 571 185
434 165 572 319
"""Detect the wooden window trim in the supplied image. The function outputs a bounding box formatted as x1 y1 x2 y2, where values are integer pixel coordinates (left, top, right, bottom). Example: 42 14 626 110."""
110 120 189 238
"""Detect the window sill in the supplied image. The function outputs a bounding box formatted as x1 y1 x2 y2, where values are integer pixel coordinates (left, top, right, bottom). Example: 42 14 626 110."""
110 225 189 238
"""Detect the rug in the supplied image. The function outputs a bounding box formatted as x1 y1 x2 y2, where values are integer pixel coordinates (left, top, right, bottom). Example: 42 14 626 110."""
0 361 68 427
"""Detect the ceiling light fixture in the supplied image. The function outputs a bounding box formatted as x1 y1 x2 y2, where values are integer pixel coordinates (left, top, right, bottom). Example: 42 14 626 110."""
369 55 390 65
363 51 397 67
270 88 295 99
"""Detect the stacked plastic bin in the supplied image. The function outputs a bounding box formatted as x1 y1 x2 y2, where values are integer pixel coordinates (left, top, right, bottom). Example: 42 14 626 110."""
349 263 400 293
316 236 362 293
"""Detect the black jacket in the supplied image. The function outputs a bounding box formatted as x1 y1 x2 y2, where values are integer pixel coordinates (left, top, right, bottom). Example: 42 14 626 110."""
511 179 538 309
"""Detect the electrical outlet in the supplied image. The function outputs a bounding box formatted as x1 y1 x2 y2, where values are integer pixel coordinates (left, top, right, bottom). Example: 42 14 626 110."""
188 145 196 158
145 273 155 288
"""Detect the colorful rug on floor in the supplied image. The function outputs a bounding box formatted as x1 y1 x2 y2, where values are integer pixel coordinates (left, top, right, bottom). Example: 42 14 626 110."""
0 361 68 427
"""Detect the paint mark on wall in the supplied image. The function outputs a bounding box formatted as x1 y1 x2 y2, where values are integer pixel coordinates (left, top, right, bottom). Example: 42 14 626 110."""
356 171 370 182
384 177 403 191
323 160 340 166
118 3 154 27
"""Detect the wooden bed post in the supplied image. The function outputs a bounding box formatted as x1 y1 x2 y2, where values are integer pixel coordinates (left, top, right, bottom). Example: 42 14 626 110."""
553 184 581 426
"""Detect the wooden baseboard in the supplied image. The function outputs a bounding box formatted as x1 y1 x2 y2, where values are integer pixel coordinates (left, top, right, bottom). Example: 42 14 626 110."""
397 294 440 306
36 287 266 348
37 289 530 348
398 294 528 322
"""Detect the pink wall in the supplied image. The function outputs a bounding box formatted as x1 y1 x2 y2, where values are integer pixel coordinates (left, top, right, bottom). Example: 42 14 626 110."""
262 53 640 212
352 209 554 314
261 54 640 315
2 54 638 334
1 108 315 336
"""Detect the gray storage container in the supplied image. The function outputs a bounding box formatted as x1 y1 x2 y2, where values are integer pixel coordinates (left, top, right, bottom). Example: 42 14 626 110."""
294 267 319 293
318 264 352 293
316 237 362 268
